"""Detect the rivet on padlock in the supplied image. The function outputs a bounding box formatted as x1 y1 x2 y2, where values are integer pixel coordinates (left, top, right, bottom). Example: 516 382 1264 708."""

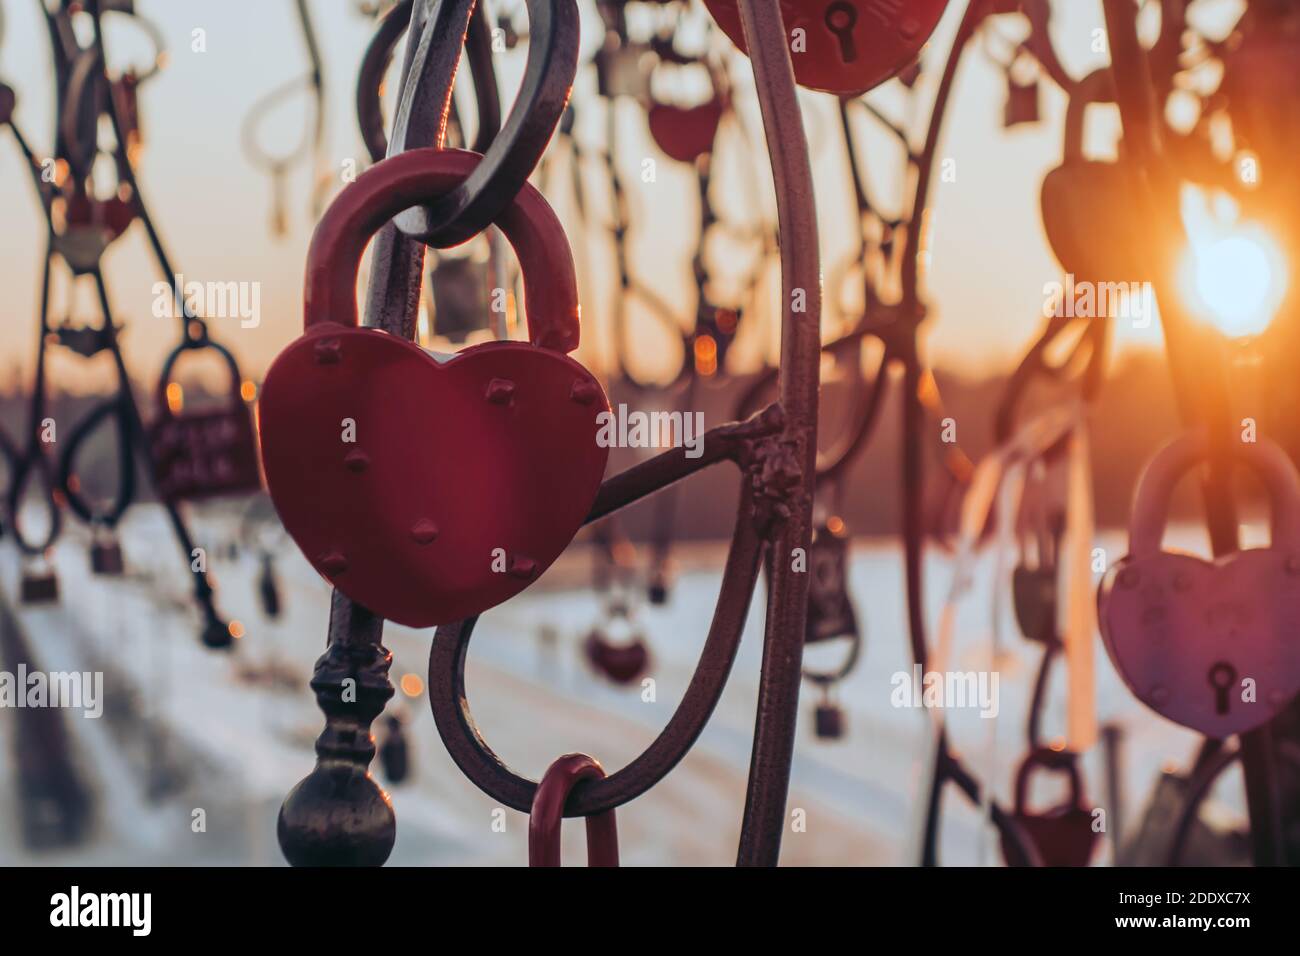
258 148 611 629
1001 748 1097 867
1098 430 1300 738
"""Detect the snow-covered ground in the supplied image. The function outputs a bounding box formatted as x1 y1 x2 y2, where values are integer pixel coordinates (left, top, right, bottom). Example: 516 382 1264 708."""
0 503 1246 866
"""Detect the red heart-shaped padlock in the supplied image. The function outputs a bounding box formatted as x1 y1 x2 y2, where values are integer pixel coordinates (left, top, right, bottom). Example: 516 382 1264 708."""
1099 432 1300 738
259 149 610 628
647 98 725 164
702 0 949 95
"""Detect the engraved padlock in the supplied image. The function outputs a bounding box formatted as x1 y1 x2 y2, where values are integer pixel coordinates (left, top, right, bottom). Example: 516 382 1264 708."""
1098 430 1300 738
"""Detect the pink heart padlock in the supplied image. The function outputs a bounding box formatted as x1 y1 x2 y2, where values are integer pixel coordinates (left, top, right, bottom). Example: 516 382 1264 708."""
258 149 610 628
1098 431 1300 738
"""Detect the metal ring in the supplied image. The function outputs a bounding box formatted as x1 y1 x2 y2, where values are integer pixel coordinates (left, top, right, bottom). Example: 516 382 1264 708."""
392 0 578 247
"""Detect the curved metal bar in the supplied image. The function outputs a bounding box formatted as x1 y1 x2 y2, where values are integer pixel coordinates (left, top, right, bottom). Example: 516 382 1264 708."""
393 0 578 246
56 394 137 528
993 313 1108 443
428 482 765 815
356 0 501 164
730 0 821 867
5 243 62 554
1166 746 1241 866
736 328 891 483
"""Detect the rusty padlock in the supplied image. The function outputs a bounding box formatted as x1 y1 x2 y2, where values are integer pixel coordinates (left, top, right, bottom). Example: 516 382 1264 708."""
148 340 262 502
647 96 725 165
258 148 610 629
529 753 619 867
1040 70 1147 285
702 0 949 95
1001 748 1097 867
1099 430 1300 738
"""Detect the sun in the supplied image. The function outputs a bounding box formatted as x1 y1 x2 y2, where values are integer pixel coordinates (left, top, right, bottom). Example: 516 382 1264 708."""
1179 187 1287 339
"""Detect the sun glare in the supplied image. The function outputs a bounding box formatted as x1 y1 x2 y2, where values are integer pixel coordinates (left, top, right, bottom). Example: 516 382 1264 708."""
1179 186 1287 339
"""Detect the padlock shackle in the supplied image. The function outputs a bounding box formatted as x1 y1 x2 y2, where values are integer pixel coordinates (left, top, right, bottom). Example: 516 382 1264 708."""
1014 747 1083 815
154 337 246 418
1061 69 1115 162
1129 430 1300 558
305 147 580 354
528 753 619 867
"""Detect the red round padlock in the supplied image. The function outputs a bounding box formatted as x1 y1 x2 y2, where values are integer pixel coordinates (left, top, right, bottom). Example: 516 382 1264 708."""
258 148 610 628
529 753 619 867
702 0 950 95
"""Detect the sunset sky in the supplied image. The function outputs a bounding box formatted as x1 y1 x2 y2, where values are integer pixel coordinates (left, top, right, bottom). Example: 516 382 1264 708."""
0 1 1201 395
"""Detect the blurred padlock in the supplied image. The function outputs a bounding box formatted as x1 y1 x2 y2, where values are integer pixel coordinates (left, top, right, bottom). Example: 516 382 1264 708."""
428 254 492 344
90 525 125 576
1004 76 1040 128
814 688 845 740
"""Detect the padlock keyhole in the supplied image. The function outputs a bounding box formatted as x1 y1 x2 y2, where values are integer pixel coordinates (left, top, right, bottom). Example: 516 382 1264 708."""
824 2 859 63
1208 661 1236 715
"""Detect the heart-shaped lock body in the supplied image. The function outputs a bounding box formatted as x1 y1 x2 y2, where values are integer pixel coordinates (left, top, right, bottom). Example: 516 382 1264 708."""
259 149 610 628
647 97 725 164
1039 70 1146 285
702 0 949 95
584 629 650 684
1098 431 1300 738
56 189 137 275
1001 748 1096 867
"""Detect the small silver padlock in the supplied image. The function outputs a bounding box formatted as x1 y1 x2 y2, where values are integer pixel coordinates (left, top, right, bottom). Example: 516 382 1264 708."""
1098 430 1300 738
